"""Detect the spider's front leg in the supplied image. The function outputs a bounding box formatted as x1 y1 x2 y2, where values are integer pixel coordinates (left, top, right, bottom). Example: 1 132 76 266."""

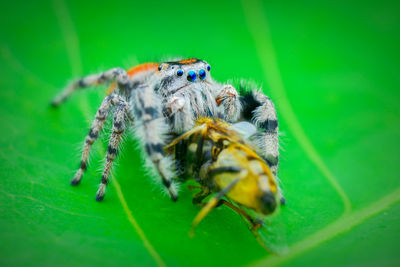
51 67 129 106
95 97 130 201
132 85 178 201
70 94 127 187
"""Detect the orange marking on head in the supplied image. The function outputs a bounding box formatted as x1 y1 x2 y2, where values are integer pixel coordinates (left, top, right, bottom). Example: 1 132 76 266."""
127 62 159 77
177 58 198 64
106 63 159 95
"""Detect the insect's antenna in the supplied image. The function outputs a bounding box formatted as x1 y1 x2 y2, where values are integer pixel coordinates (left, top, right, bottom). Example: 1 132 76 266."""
189 177 240 236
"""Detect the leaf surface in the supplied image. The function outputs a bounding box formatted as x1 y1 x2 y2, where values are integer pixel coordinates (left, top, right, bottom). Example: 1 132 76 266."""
0 0 399 266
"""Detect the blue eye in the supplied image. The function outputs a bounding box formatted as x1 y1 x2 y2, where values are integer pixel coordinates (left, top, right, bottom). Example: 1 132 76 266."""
177 70 183 76
199 69 206 80
207 65 211 71
187 71 196 82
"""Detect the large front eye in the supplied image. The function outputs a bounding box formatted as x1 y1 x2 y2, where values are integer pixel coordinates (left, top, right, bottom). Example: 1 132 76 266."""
199 69 206 80
177 69 183 76
187 71 196 82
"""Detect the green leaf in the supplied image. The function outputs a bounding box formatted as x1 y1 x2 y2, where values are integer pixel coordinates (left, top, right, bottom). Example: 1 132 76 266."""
0 0 399 266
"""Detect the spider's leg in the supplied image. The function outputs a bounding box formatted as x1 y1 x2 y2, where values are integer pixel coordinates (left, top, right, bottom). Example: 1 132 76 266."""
70 94 123 185
239 88 284 204
132 85 178 201
215 84 242 122
51 68 129 107
95 98 129 201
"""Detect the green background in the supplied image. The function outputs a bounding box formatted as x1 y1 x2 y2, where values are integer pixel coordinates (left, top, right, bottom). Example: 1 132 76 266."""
0 0 399 266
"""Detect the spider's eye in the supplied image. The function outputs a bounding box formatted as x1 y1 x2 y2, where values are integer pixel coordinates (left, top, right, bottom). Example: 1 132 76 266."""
177 69 184 76
187 71 196 82
158 65 162 71
199 69 206 80
207 65 211 71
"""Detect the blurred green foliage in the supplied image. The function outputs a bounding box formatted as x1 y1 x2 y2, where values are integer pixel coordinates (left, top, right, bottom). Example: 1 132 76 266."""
0 0 399 266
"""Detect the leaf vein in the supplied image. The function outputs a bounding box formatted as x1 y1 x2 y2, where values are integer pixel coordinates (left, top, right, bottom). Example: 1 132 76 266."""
241 0 352 214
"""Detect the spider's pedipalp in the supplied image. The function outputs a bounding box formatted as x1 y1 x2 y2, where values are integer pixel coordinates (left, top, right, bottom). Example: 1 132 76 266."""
51 67 129 107
166 95 194 134
215 84 242 122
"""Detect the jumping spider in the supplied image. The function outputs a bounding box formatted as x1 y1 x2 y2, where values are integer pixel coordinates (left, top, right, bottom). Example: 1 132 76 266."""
52 58 282 203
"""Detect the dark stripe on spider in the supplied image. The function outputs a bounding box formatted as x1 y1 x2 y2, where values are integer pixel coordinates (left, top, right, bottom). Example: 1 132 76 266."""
88 128 98 139
85 139 94 145
78 79 87 88
145 143 164 156
239 91 262 121
113 121 124 130
107 146 118 156
144 107 159 117
101 175 109 184
112 68 124 76
137 97 146 109
159 76 174 89
259 119 278 131
95 116 106 121
80 161 87 171
162 178 172 187
264 156 279 167
134 106 143 117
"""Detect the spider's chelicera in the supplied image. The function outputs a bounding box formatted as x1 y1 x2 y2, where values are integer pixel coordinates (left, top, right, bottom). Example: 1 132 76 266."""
52 58 282 204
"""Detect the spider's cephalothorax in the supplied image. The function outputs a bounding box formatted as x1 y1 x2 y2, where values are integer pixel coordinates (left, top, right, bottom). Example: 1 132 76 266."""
52 58 282 203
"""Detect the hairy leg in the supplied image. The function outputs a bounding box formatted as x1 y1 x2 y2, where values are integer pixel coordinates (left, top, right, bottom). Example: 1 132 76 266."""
96 98 130 201
70 94 126 185
51 68 129 106
239 87 284 203
132 85 178 201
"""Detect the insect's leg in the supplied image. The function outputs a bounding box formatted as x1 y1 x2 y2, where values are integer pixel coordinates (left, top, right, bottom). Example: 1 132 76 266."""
191 178 240 234
192 187 211 206
95 98 129 201
70 94 121 185
215 84 242 122
239 88 284 204
51 68 129 107
219 199 257 225
132 85 178 201
222 199 272 252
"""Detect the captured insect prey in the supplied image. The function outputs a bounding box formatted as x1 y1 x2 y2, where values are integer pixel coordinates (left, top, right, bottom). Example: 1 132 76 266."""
165 117 287 253
52 58 286 252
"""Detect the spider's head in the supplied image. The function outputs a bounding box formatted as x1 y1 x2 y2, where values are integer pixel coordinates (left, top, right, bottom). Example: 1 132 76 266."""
156 58 212 95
